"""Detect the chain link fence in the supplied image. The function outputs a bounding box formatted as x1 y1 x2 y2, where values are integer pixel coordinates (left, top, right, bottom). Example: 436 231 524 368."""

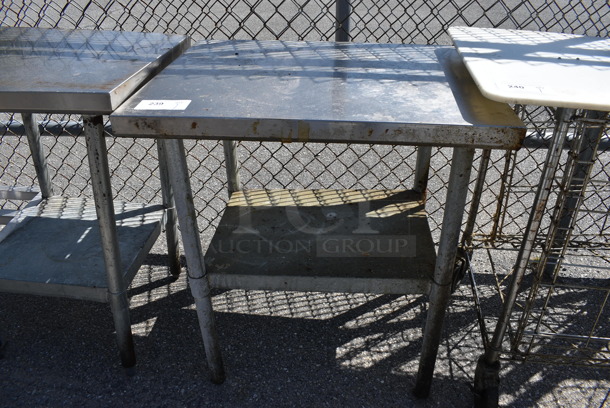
1 0 610 381
1 1 609 248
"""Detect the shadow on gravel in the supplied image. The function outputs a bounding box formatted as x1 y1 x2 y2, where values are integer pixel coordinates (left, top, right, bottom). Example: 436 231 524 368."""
0 254 608 407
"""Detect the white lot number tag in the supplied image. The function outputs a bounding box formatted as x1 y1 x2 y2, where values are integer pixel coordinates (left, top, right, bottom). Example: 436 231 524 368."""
497 83 544 94
134 100 191 110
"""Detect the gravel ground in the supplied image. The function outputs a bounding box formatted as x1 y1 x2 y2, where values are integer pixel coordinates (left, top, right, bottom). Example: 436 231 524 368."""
1 243 609 407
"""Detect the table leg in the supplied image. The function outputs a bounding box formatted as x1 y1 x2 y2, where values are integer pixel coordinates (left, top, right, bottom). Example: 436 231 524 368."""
462 149 491 249
473 107 575 407
413 146 475 397
413 146 432 195
157 140 181 278
223 140 241 195
163 138 226 384
83 115 135 369
22 113 53 198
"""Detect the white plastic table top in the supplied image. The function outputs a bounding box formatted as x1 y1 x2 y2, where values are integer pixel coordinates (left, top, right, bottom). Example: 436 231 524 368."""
110 40 525 149
0 27 189 114
449 26 610 111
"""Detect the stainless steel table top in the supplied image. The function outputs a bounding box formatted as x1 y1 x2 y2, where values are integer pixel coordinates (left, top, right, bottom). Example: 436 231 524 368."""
449 26 610 111
111 41 525 149
0 27 190 114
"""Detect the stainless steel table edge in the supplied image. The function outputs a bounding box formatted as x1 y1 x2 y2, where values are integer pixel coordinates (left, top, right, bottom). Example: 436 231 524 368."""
111 118 524 150
0 28 191 114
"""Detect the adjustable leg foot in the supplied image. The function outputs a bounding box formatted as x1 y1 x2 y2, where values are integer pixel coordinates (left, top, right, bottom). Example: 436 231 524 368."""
0 338 6 359
474 355 500 408
124 366 137 377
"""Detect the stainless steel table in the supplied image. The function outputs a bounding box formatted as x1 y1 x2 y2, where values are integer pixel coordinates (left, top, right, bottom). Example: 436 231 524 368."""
0 27 189 369
110 40 525 393
449 26 610 406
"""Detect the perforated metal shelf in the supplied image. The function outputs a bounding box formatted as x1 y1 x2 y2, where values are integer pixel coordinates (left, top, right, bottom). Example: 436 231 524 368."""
0 196 165 302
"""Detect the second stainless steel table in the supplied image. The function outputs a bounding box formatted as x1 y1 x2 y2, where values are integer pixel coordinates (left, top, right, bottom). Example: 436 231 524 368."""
0 27 189 369
110 40 526 393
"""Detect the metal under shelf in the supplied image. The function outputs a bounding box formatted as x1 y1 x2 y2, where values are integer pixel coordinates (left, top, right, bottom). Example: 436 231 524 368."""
204 188 435 294
0 195 165 302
